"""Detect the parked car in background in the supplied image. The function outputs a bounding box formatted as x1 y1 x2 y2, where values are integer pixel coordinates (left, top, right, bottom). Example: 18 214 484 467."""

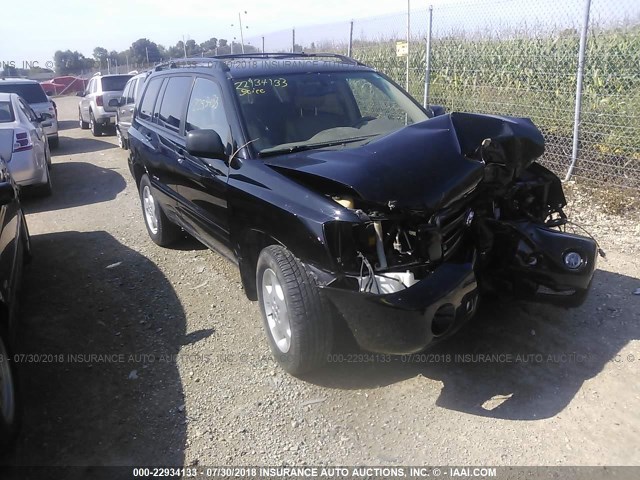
111 72 147 149
128 54 598 376
0 78 59 149
78 73 132 137
0 93 52 196
0 154 31 448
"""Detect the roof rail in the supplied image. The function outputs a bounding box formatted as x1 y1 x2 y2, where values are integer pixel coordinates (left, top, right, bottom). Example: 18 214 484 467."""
92 72 102 77
153 58 229 72
212 52 366 66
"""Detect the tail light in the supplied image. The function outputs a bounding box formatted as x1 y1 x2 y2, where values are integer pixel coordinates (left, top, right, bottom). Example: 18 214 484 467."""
96 95 104 107
13 129 33 153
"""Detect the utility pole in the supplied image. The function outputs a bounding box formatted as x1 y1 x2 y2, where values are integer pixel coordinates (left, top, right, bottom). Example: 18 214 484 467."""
183 35 188 58
145 47 149 64
238 12 246 54
262 36 265 53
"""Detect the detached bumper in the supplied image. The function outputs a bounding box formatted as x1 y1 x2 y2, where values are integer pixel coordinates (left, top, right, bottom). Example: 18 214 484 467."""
323 262 478 354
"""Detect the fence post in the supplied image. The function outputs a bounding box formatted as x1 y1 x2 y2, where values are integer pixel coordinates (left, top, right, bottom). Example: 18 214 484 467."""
565 0 592 181
348 21 354 57
423 5 433 108
406 0 411 91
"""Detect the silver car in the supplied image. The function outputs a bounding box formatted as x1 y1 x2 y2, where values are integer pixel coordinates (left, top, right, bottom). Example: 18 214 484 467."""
0 78 59 149
78 73 132 137
0 93 52 196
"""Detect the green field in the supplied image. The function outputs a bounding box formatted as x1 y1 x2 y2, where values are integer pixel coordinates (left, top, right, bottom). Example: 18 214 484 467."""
347 26 640 187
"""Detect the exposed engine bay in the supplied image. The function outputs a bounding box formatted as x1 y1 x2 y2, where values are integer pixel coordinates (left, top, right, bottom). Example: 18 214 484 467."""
311 113 599 305
262 112 599 354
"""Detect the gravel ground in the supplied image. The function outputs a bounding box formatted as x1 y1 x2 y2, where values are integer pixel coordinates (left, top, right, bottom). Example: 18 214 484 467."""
1 96 639 470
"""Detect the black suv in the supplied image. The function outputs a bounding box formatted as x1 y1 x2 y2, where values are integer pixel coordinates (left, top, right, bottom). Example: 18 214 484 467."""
128 53 597 375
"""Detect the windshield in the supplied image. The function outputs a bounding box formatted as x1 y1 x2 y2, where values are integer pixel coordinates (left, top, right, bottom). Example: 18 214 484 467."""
233 71 428 155
101 75 133 92
0 83 48 104
0 101 15 123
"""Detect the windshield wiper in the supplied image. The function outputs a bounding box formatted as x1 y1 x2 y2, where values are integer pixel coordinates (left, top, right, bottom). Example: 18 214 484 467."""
258 135 377 157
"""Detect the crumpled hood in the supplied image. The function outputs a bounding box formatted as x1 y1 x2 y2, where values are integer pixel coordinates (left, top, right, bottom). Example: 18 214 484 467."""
263 112 545 211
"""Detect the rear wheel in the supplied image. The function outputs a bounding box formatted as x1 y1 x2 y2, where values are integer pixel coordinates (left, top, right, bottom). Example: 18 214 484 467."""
139 175 181 247
89 111 102 137
116 127 126 149
256 245 333 376
78 109 88 129
36 167 52 197
48 135 59 150
0 327 20 450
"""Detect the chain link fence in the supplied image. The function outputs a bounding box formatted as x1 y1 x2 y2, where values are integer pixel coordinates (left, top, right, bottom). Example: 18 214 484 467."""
248 0 640 189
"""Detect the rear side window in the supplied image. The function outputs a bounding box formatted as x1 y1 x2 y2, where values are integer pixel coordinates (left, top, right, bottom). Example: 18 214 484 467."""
157 76 192 133
126 79 137 104
0 101 14 123
138 77 163 121
186 78 229 140
0 83 48 104
100 75 132 92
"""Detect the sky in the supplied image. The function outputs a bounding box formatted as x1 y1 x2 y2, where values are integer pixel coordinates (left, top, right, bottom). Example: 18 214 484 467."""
1 0 637 68
0 0 426 67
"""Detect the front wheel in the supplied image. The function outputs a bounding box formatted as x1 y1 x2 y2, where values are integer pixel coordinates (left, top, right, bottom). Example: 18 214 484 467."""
138 175 181 247
256 246 333 376
116 128 126 149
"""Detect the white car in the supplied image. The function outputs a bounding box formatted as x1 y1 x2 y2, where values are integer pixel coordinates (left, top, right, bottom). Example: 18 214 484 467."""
0 78 59 149
0 93 52 196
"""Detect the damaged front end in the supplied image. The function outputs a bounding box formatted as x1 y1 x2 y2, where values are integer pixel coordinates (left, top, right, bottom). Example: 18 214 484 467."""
273 113 599 354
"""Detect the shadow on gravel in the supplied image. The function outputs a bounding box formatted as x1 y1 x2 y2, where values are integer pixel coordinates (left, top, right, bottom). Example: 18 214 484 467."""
0 231 187 471
52 135 116 156
21 161 126 214
309 268 640 420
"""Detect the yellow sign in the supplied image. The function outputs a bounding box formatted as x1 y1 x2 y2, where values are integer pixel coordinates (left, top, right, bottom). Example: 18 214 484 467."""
396 41 408 57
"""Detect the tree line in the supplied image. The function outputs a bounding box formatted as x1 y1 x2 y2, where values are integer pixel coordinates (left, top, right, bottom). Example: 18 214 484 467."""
53 37 259 75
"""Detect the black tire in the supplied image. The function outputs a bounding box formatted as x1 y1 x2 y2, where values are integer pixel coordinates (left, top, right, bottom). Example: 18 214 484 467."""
116 127 126 150
138 174 181 247
37 168 53 197
0 326 21 451
89 111 102 137
256 245 333 375
79 109 89 130
48 135 59 150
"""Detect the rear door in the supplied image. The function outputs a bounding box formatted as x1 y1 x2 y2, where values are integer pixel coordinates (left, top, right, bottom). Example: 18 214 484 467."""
134 75 192 217
80 78 93 120
177 76 232 255
118 78 136 137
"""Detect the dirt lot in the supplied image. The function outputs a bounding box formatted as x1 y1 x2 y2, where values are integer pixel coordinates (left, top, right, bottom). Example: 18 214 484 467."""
1 96 639 471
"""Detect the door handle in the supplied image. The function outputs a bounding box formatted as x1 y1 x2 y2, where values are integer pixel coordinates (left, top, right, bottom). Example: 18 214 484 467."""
177 157 185 164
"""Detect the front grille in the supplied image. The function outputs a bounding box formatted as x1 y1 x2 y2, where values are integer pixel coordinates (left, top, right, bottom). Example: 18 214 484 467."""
438 206 469 260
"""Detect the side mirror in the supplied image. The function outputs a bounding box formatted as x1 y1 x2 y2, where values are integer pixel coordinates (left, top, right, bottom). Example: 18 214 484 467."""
40 112 53 120
186 129 226 160
76 91 85 97
428 105 446 117
108 98 120 107
0 182 16 205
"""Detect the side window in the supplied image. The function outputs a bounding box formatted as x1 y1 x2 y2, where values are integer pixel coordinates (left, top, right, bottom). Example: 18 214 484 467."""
127 79 137 104
134 79 144 103
18 99 36 122
138 77 163 121
122 82 131 104
157 76 192 133
185 78 229 141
